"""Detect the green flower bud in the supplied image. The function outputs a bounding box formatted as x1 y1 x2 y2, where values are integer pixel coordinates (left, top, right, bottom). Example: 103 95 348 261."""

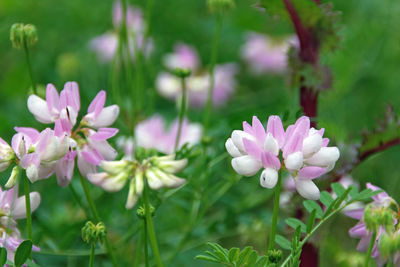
379 231 400 259
23 24 38 47
207 0 235 14
363 204 395 232
81 221 107 244
172 68 191 79
5 166 20 189
10 23 25 49
136 205 155 219
267 249 282 264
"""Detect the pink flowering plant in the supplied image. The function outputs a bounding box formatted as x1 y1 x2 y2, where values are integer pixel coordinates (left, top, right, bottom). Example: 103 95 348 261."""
2 0 400 266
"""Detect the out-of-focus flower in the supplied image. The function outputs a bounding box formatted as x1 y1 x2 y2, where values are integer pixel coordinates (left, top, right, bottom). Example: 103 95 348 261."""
0 187 40 262
226 115 340 200
345 183 398 265
241 32 298 74
88 154 187 209
156 43 237 108
0 138 15 172
90 1 153 62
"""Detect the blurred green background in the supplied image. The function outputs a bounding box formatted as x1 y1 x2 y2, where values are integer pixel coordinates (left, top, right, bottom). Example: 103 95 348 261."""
0 0 399 266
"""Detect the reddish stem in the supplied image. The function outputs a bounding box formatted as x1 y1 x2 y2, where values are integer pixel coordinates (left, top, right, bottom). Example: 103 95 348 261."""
359 138 400 162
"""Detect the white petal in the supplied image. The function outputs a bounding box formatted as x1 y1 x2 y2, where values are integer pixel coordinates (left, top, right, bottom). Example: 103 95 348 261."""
146 169 164 190
263 133 279 156
26 165 39 183
100 160 128 175
125 179 138 209
225 138 243 157
231 130 256 154
13 192 41 219
295 179 320 200
285 151 303 172
260 168 278 188
231 155 262 176
302 133 323 158
158 158 188 173
304 147 340 167
88 105 120 128
27 95 54 123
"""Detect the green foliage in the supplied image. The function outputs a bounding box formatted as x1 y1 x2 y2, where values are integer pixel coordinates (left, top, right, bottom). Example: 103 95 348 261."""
14 240 33 267
196 242 271 267
0 247 7 266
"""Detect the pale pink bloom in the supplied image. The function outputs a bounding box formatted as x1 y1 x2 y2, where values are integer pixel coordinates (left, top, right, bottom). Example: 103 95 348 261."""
27 82 80 130
241 32 298 74
156 43 237 108
345 183 395 265
0 233 40 264
82 90 120 128
0 138 14 172
116 136 135 160
135 115 202 154
90 1 153 63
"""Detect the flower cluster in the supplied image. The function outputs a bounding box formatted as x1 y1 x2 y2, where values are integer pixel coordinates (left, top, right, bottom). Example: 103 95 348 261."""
156 42 237 107
0 187 40 262
0 81 120 187
90 1 153 62
241 32 298 74
345 183 400 266
88 154 187 209
226 115 340 200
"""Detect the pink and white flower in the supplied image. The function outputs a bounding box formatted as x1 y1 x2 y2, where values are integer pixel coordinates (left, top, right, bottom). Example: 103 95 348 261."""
156 43 237 108
241 32 298 74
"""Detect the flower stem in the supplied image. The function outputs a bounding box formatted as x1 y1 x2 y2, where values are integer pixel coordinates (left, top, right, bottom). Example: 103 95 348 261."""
364 231 377 267
78 174 118 267
143 179 163 267
268 171 282 251
203 13 222 131
144 219 149 267
133 224 143 267
174 76 188 152
23 39 36 95
24 175 32 241
89 242 95 267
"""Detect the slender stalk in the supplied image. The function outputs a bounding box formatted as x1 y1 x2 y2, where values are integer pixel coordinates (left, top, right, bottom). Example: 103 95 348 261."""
203 13 223 131
23 39 36 94
174 77 187 152
364 231 377 267
144 219 149 267
89 243 95 267
143 179 163 267
24 175 32 240
78 175 118 267
268 171 282 251
133 224 143 267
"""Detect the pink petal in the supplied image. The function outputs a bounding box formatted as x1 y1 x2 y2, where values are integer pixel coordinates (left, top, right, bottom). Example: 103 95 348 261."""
243 138 262 160
349 222 367 238
344 208 365 220
88 90 106 117
297 166 326 180
283 133 304 158
35 128 53 155
322 138 330 147
261 151 281 170
14 127 40 143
366 183 389 203
267 115 285 147
252 116 266 144
90 128 119 141
55 151 76 187
45 84 60 113
63 82 80 111
81 149 104 165
21 153 40 168
242 121 254 135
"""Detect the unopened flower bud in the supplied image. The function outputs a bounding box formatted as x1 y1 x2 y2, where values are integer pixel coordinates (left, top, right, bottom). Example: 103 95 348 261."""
136 205 155 219
267 249 282 264
379 231 400 259
5 166 20 188
81 221 106 244
172 68 191 79
23 24 38 47
207 0 235 14
363 204 394 232
10 23 25 49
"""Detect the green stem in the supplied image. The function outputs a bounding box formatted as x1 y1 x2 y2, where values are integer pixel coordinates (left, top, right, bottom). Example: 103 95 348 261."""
144 219 149 267
133 224 143 267
78 175 118 267
174 77 187 152
203 13 222 131
23 39 36 94
143 179 163 267
89 243 95 267
268 172 282 252
24 175 32 241
364 231 377 267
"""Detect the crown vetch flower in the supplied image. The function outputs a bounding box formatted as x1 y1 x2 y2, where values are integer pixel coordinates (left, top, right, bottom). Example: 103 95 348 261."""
226 115 340 200
87 154 187 209
156 42 237 107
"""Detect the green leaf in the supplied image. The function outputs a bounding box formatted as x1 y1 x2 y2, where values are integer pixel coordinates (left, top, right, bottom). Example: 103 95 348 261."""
26 259 41 267
195 255 220 263
244 251 258 267
285 218 306 233
320 191 334 208
0 247 7 266
303 200 323 218
333 187 352 209
356 189 383 201
331 183 346 197
237 246 253 266
228 247 239 263
306 209 317 233
255 256 268 267
275 234 291 250
14 240 33 267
